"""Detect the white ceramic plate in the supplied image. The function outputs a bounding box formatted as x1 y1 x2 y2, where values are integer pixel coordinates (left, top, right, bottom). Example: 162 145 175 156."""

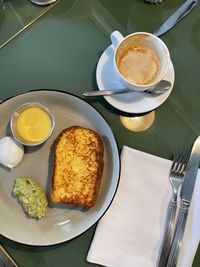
96 45 175 114
0 90 120 246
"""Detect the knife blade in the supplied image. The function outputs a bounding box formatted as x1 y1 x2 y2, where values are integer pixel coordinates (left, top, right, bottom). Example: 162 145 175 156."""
166 136 200 267
154 0 198 37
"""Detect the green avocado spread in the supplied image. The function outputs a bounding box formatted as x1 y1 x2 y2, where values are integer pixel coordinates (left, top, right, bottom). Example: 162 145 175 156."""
13 177 48 219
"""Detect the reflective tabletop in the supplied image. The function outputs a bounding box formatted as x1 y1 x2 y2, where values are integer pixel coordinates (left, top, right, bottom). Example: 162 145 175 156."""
0 0 200 266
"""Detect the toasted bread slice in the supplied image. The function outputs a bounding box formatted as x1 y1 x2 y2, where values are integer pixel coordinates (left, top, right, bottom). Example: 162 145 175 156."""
50 126 104 208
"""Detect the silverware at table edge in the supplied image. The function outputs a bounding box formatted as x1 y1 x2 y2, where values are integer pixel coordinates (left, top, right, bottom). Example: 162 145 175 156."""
157 152 189 267
154 0 198 37
166 137 200 267
83 80 171 97
0 0 61 49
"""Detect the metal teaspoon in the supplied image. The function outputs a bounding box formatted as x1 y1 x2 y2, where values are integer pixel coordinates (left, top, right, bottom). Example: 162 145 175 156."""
83 80 171 97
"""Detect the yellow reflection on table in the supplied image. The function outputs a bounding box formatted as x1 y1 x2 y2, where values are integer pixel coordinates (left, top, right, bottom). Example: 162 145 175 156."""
120 111 155 132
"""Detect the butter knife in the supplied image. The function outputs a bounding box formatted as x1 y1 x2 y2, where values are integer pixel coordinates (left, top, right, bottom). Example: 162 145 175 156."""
166 136 200 267
154 0 198 37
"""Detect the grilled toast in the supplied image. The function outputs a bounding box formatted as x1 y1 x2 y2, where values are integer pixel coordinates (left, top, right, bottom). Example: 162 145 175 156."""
50 126 104 208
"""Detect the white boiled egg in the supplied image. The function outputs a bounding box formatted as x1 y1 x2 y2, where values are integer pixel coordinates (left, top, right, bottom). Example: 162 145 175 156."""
0 137 24 169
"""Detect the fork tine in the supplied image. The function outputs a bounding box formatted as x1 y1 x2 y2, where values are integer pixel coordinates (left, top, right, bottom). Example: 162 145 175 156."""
171 149 191 174
171 153 184 173
171 154 179 171
181 148 192 172
177 149 191 173
170 157 176 171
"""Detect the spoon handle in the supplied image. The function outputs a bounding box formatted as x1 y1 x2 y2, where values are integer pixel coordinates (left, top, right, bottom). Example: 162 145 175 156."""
83 88 132 96
83 80 171 97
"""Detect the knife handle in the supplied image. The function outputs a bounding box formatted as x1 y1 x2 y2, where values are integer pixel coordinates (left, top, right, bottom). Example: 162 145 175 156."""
154 0 198 37
157 200 177 267
176 0 198 24
166 200 190 267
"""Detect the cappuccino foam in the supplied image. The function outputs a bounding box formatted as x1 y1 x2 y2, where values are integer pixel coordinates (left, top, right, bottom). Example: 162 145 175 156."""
117 43 160 85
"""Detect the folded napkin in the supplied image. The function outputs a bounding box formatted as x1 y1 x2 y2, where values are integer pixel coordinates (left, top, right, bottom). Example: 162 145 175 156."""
87 146 200 267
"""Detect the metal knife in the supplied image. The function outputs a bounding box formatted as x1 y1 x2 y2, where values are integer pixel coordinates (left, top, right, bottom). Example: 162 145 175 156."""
154 0 198 37
166 136 200 267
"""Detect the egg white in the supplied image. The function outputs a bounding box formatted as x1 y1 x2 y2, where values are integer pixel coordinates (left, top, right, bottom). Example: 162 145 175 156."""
0 137 24 169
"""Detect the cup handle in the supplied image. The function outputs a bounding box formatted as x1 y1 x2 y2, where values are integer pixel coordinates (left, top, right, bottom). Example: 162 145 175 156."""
110 31 124 48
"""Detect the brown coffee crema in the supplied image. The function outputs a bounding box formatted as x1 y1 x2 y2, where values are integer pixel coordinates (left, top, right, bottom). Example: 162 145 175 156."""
116 39 160 85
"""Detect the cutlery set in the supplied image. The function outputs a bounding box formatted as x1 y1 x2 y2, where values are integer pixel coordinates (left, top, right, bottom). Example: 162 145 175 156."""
157 153 189 267
158 137 200 267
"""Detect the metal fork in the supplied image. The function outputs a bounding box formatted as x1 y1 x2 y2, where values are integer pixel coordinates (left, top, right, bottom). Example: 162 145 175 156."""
157 152 189 267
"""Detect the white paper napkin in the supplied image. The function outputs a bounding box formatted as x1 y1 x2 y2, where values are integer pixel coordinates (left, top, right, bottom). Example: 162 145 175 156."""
87 146 200 267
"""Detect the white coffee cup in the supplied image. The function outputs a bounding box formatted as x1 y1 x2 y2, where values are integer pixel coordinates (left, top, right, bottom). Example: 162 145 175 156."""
111 31 171 91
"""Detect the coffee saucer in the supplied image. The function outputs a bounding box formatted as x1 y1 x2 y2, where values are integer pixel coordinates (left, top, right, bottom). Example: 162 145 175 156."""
96 45 175 114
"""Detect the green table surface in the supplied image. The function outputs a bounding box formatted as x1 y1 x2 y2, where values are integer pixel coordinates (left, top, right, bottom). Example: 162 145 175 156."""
0 0 200 266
